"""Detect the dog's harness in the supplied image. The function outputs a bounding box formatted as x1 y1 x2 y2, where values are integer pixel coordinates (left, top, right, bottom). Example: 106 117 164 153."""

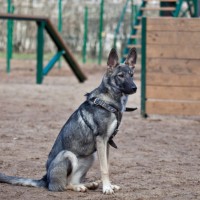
90 97 137 149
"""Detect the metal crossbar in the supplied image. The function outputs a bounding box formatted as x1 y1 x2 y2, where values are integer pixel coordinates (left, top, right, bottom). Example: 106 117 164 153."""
0 13 87 84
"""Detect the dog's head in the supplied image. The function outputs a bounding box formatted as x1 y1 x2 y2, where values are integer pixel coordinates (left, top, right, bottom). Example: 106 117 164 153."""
105 48 137 95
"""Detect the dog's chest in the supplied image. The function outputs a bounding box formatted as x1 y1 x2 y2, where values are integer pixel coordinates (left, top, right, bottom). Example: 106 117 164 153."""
121 95 128 112
107 117 118 138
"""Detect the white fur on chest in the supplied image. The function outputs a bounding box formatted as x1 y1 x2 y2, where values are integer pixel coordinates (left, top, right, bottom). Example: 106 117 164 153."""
121 94 128 112
107 117 117 139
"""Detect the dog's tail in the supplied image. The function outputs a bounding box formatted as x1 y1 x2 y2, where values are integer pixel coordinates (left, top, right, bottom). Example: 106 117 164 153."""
0 173 47 188
0 151 78 190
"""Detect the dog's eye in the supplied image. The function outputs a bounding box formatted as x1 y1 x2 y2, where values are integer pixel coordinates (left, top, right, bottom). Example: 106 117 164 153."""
117 73 124 78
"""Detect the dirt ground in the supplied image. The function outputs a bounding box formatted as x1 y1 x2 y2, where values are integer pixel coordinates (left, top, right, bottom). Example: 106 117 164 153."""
0 59 200 200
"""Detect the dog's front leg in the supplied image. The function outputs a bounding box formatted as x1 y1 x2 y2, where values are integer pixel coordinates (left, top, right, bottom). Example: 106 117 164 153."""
96 136 120 194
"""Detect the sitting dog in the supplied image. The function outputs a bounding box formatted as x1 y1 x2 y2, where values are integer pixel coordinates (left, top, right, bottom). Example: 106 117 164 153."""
0 48 137 194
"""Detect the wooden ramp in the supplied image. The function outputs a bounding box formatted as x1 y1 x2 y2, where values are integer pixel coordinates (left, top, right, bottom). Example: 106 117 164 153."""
0 13 87 83
141 17 200 117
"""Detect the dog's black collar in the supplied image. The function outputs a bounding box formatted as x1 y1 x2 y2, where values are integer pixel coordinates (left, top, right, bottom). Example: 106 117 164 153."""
89 97 137 149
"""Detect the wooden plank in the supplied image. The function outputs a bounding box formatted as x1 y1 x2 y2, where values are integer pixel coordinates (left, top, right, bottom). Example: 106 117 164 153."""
147 44 200 59
146 86 200 101
147 18 200 32
134 25 141 30
146 58 200 75
147 31 200 45
130 35 141 39
146 72 200 87
144 0 177 1
141 7 175 11
146 101 200 116
127 44 141 49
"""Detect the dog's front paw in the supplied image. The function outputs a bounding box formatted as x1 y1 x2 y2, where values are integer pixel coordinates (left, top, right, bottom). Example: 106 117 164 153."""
103 184 114 195
103 183 121 194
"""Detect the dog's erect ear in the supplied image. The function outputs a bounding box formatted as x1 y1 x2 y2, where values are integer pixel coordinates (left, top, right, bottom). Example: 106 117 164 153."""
107 48 119 69
124 48 137 67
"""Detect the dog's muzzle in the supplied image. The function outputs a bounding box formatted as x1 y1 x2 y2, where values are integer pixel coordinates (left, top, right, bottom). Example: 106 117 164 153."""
132 86 137 93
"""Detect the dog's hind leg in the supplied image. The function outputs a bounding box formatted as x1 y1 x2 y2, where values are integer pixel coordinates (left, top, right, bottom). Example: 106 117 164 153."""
47 150 78 192
67 153 99 192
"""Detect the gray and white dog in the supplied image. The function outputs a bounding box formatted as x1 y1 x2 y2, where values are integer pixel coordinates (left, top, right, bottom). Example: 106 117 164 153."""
0 48 137 194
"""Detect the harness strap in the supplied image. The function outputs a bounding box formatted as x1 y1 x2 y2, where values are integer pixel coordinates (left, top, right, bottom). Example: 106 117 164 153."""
89 97 136 149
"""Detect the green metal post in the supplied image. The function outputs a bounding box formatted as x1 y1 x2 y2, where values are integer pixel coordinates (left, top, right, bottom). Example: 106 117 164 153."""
6 0 11 73
113 0 129 49
141 17 147 118
82 6 88 63
58 0 62 68
36 21 45 84
131 0 134 30
133 4 138 45
193 0 198 17
10 5 14 59
173 0 183 17
98 0 104 65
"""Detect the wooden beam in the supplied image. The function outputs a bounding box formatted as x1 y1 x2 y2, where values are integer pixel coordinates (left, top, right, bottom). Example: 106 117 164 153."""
141 7 175 11
147 44 200 59
130 35 141 39
146 58 200 75
146 86 200 101
127 44 141 49
147 18 200 32
134 25 141 30
146 72 200 87
144 0 177 1
147 31 200 45
146 101 200 116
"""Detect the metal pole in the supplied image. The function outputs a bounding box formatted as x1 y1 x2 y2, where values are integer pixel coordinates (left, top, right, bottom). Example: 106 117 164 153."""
193 0 199 17
98 0 104 65
10 5 14 59
58 0 62 68
113 0 129 49
131 0 134 30
141 17 147 118
82 6 88 63
6 0 11 73
36 22 45 84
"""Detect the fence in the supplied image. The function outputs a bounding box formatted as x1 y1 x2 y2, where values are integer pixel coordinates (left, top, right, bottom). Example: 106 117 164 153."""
141 17 200 117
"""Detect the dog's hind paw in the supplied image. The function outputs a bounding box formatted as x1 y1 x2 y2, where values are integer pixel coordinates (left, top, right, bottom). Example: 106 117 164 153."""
85 181 99 190
66 184 87 192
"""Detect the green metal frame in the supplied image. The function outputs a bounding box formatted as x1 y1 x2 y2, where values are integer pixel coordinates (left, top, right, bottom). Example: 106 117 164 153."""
173 0 198 17
82 6 88 63
98 0 104 65
0 14 87 84
121 1 147 62
6 0 12 73
141 17 147 118
113 0 130 49
43 51 64 76
58 0 62 69
36 21 45 84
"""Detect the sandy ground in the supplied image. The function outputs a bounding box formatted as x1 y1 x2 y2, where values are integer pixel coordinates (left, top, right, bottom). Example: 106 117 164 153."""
0 59 200 200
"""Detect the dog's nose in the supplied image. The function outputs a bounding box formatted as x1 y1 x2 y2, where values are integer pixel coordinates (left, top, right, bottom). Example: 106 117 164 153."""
132 87 137 93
